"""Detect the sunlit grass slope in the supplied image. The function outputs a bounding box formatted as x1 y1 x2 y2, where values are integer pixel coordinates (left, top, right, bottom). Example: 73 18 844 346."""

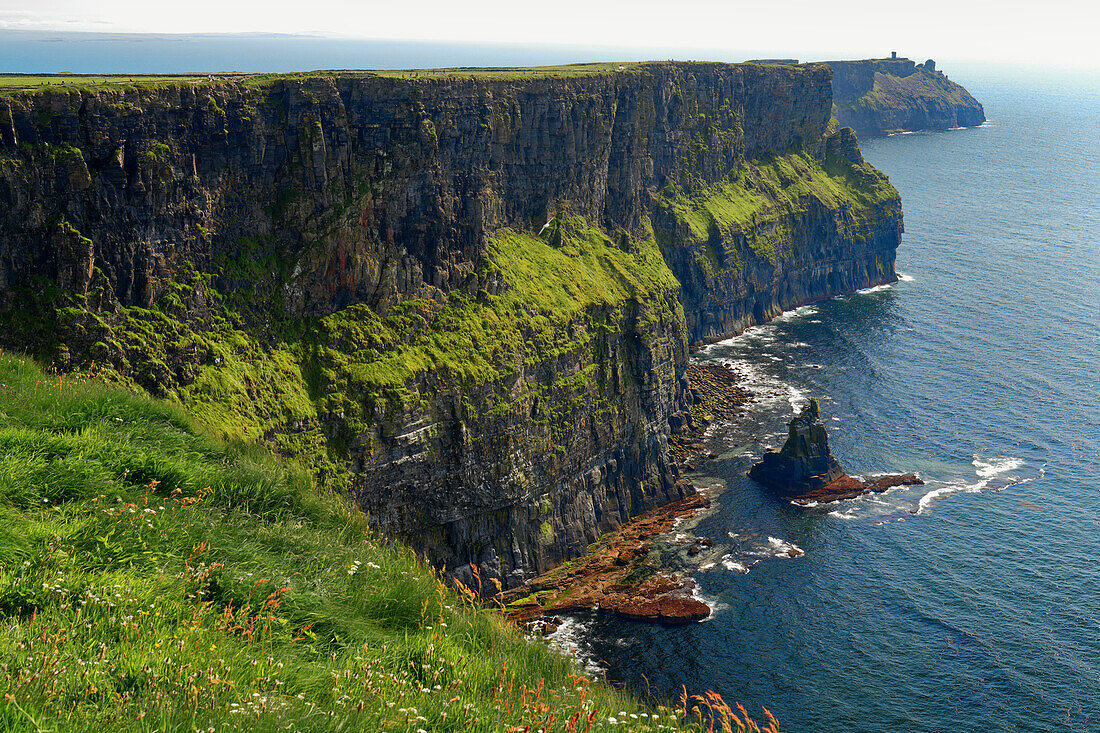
0 352 776 732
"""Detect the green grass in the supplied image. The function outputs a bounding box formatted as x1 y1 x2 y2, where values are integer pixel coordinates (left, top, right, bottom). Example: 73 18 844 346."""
1 213 685 498
658 150 900 265
0 63 648 97
311 216 682 427
834 67 976 114
0 60 815 98
0 74 219 96
0 352 781 732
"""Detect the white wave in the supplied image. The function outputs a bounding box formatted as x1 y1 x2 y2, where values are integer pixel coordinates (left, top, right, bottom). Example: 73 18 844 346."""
855 283 894 295
699 562 717 570
973 455 1024 479
788 386 809 413
545 617 604 677
690 585 722 619
896 272 916 282
721 556 750 574
916 481 985 514
707 325 776 350
772 304 818 323
916 455 1030 515
828 509 861 520
766 536 805 558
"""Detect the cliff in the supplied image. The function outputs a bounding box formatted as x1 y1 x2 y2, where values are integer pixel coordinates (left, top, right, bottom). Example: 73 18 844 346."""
0 62 901 589
829 58 985 136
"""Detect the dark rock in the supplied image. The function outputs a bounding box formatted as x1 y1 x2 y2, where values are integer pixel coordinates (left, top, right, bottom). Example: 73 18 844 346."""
750 397 925 503
687 544 701 556
748 398 845 497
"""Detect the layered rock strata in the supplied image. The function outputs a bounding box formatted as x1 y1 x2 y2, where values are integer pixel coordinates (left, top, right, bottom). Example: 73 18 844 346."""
0 62 902 588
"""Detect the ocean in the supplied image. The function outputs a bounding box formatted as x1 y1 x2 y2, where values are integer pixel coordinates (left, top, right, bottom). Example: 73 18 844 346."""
553 69 1100 731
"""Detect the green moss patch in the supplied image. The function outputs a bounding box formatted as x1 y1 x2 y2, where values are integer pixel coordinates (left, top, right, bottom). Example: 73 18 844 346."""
658 150 899 265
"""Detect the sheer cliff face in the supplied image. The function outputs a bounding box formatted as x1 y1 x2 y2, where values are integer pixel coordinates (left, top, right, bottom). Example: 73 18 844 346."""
0 63 828 316
0 62 900 587
828 58 986 136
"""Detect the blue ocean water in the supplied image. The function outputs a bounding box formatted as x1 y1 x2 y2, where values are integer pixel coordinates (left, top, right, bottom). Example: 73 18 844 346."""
555 72 1100 731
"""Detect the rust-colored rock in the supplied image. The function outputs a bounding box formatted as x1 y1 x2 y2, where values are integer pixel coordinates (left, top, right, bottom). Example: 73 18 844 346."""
608 594 711 624
790 472 924 505
504 492 712 627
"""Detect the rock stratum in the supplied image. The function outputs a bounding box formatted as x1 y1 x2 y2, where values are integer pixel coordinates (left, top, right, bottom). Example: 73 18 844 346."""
0 62 901 589
828 57 985 136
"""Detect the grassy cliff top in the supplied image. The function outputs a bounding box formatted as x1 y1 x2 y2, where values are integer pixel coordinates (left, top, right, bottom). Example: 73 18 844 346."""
0 60 823 96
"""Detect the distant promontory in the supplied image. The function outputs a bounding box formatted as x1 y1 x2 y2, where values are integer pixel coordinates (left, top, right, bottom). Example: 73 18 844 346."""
827 55 985 136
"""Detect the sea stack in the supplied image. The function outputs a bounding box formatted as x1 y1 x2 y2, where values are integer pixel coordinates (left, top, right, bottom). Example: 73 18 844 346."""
749 399 845 496
749 398 924 503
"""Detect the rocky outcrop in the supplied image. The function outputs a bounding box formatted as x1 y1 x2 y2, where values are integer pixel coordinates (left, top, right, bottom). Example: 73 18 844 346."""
749 398 923 503
749 399 845 496
0 62 902 589
828 58 985 136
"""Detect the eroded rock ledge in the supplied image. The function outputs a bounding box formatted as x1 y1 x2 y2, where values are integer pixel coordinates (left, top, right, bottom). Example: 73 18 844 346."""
504 492 713 626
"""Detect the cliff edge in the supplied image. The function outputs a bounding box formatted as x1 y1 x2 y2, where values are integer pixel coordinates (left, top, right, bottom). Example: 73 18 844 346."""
829 57 985 136
0 61 901 589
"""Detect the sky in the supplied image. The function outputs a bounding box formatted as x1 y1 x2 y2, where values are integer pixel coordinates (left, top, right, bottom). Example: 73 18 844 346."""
0 0 1097 70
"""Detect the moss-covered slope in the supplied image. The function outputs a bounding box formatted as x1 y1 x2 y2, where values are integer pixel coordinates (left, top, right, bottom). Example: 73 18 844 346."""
655 141 902 341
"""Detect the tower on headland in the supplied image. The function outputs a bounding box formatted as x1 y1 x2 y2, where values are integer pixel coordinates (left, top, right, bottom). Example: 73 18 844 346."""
891 51 897 60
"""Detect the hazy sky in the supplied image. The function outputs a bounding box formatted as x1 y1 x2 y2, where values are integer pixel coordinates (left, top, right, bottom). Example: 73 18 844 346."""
0 0 1095 69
